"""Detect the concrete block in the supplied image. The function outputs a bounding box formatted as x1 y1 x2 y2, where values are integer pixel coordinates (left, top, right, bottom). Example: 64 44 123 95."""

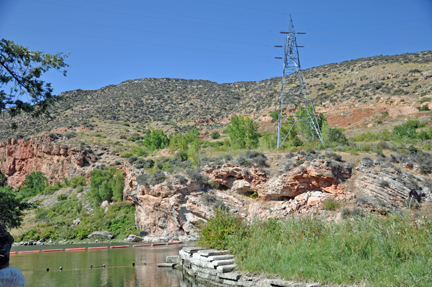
216 264 236 273
166 255 180 263
157 263 176 268
197 249 228 257
219 272 241 281
212 259 235 267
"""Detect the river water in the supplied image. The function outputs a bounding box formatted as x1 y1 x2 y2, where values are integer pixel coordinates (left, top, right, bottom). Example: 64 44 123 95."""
10 243 197 287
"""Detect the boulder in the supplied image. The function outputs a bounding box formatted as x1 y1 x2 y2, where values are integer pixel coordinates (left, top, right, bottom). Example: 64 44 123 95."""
88 231 113 239
72 218 81 226
125 234 142 242
231 180 254 194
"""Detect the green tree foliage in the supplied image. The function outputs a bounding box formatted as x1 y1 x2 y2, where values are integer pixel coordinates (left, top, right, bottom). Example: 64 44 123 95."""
0 186 32 229
280 116 303 147
169 128 201 163
0 38 68 124
226 115 260 149
89 167 125 208
143 129 169 151
392 120 431 140
71 175 87 188
270 110 279 122
20 171 48 199
211 131 220 139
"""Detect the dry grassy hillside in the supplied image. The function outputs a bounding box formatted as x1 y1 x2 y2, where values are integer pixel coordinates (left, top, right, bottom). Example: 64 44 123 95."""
1 50 431 143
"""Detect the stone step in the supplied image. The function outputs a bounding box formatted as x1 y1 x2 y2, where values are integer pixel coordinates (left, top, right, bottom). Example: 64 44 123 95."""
197 249 228 257
204 254 235 262
216 264 236 273
212 259 235 267
157 263 176 268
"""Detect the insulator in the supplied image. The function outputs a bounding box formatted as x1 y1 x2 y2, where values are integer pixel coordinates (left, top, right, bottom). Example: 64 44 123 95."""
274 45 283 48
274 57 283 59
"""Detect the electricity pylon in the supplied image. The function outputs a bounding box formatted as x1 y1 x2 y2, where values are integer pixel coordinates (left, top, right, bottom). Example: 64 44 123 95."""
276 15 324 150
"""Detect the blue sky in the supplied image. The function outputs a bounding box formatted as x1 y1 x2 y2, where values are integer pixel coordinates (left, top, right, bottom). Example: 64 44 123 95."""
1 0 431 95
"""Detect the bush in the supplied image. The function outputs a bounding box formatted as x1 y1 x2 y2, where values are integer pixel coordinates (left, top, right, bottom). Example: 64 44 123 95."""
128 156 138 164
71 175 86 188
417 104 430 111
197 209 247 250
211 131 220 139
322 199 341 211
379 180 390 188
57 194 67 201
187 168 209 185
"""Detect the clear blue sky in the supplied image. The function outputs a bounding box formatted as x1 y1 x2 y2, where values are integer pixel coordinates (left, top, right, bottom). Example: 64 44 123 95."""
1 0 431 95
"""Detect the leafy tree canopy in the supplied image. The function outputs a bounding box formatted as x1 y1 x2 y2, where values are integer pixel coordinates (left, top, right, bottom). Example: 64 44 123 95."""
0 186 33 229
227 115 260 149
0 38 68 125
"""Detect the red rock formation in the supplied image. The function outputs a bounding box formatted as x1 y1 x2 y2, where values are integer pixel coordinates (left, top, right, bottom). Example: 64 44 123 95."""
0 136 97 186
262 159 352 200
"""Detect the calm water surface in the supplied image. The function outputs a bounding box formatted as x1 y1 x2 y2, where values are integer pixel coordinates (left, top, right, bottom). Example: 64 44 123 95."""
10 243 196 287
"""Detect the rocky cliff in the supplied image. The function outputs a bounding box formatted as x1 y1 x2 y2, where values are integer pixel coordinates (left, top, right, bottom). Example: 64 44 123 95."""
124 156 355 236
0 135 98 186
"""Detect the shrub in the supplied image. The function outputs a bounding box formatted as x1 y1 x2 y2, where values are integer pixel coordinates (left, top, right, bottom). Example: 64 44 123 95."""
57 194 67 201
197 209 247 250
322 199 341 211
187 168 209 185
325 152 342 162
417 104 430 111
211 131 220 139
71 175 86 188
128 156 138 164
379 180 390 188
152 170 166 185
419 97 431 104
341 208 351 219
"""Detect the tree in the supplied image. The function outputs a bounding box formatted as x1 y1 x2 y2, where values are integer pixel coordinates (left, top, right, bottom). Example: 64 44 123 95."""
0 38 68 125
226 115 260 149
0 186 33 229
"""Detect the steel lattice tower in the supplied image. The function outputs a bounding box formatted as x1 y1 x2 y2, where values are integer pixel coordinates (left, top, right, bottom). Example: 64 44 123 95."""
276 15 323 149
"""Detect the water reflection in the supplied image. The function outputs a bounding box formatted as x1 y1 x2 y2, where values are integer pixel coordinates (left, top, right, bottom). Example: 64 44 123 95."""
9 243 202 287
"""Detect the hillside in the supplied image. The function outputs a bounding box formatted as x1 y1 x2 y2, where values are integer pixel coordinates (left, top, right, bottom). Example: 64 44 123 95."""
1 50 431 143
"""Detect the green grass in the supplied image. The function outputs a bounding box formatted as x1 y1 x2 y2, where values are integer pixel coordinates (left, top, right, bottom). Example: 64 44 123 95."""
197 211 432 286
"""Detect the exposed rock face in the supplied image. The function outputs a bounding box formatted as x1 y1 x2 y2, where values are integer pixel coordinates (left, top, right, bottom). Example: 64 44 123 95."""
202 164 267 192
0 136 97 186
262 159 353 200
126 159 355 236
354 165 432 211
124 167 215 237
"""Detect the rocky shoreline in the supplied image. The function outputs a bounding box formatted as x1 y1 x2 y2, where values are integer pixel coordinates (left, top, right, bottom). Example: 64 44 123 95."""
13 234 197 247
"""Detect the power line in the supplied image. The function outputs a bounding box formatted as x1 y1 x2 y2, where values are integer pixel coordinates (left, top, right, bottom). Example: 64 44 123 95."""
306 25 432 34
1 23 274 59
7 11 271 48
30 0 278 33
79 0 279 31
189 0 288 16
300 39 432 48
292 2 410 15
